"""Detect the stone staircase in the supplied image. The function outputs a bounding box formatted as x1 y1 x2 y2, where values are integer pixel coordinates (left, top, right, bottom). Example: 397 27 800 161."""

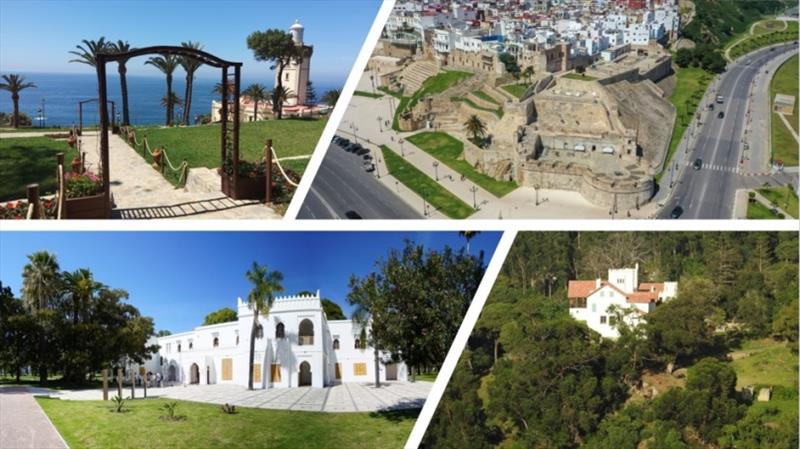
185 167 222 194
485 84 516 103
398 60 439 95
429 75 494 130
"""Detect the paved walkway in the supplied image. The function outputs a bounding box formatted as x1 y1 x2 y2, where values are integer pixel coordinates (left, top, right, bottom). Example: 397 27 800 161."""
77 132 280 219
0 387 68 449
48 381 432 413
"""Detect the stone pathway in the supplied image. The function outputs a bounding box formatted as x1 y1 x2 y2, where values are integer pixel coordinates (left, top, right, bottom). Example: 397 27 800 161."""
48 381 432 413
77 132 281 219
0 387 68 449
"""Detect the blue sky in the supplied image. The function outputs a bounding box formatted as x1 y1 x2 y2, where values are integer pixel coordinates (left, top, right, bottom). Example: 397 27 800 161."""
0 0 380 85
0 231 502 333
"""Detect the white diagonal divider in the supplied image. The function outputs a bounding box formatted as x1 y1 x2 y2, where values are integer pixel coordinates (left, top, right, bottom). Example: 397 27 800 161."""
403 230 518 449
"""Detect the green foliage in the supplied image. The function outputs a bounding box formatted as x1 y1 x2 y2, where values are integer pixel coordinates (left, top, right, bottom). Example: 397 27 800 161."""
160 401 185 421
156 329 172 337
498 53 520 76
322 299 345 320
110 395 126 413
221 403 237 414
64 171 103 199
246 28 306 119
202 307 238 325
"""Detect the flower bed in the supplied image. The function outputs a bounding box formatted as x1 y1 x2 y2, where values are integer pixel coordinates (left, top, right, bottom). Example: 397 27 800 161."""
220 159 299 203
63 171 107 219
0 198 57 219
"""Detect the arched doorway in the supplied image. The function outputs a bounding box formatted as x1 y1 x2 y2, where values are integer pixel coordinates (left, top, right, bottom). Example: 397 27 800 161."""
190 363 200 384
298 319 314 345
168 365 176 382
299 361 312 387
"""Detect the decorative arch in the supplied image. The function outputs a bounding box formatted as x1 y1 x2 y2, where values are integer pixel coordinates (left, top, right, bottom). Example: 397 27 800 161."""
190 363 200 384
276 322 285 339
78 98 116 133
333 339 339 350
298 319 314 345
213 337 219 347
167 364 177 382
299 361 312 387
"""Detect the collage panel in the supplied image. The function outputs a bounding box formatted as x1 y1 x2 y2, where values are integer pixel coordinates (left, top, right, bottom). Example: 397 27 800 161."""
419 231 799 448
299 0 799 220
0 230 502 449
0 0 382 220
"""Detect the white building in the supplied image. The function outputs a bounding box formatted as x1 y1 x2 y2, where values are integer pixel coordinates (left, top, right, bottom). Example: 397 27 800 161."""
278 20 313 106
567 264 677 338
141 291 407 389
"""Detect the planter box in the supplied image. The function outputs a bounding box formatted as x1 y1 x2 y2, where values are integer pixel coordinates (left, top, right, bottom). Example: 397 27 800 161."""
65 193 108 219
221 173 266 200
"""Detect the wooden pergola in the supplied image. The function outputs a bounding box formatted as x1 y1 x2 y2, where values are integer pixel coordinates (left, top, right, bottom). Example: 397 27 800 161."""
77 98 115 133
95 46 243 216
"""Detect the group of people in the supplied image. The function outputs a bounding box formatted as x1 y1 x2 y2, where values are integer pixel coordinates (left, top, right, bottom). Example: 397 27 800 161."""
113 370 165 388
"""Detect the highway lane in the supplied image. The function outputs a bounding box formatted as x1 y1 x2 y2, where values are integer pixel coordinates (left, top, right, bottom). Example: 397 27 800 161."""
658 43 798 219
298 143 422 219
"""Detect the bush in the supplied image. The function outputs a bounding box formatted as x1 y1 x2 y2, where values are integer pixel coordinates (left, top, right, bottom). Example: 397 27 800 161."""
160 401 185 421
221 403 237 414
64 171 103 199
110 395 126 413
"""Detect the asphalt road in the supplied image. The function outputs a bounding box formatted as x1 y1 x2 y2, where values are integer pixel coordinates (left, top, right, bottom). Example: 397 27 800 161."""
298 143 422 219
658 43 798 219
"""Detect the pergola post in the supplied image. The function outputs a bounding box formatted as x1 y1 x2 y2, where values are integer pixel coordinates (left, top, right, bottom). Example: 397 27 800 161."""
220 65 228 166
232 65 241 195
265 139 273 203
96 58 111 217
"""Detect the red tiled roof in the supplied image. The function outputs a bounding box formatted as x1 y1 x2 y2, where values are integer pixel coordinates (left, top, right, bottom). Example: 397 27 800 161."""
568 280 598 298
626 291 658 303
638 283 664 293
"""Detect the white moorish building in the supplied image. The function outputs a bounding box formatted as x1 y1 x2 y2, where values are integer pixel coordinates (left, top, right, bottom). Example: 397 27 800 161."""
567 264 677 338
140 291 407 388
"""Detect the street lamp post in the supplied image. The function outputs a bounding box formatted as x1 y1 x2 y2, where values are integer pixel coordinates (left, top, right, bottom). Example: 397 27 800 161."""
399 138 405 157
433 161 439 181
377 116 383 132
534 184 540 206
470 186 478 209
350 123 359 144
422 188 428 217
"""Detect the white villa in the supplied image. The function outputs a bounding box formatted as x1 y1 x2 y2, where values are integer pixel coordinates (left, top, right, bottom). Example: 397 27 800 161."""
567 264 677 338
210 19 317 122
139 291 407 388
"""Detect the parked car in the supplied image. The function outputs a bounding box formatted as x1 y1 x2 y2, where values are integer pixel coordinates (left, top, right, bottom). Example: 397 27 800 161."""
693 158 703 170
346 143 362 152
338 138 350 147
718 111 725 119
716 95 724 104
364 163 375 173
708 103 715 110
345 211 362 219
670 206 684 219
355 147 370 156
362 154 373 161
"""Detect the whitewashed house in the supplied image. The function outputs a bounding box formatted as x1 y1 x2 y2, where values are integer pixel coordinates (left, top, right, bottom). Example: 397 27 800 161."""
567 264 677 338
141 291 407 388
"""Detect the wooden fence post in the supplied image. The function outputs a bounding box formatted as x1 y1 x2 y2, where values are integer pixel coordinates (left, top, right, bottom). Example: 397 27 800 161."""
26 184 40 219
265 138 273 204
102 369 108 401
129 369 135 399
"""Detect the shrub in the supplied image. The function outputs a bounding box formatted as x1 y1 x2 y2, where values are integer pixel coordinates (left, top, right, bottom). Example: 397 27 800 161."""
64 171 103 199
160 401 185 421
221 403 237 414
748 191 756 199
110 395 126 413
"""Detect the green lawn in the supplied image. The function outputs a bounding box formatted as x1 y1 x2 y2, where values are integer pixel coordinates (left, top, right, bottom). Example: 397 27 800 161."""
406 132 517 197
392 70 473 131
471 90 500 105
37 397 417 449
729 21 798 60
657 67 713 183
0 127 81 133
0 136 77 201
131 119 324 185
729 339 798 389
354 90 383 99
562 73 598 81
380 145 473 219
451 96 503 118
500 83 529 99
769 54 798 166
414 373 439 382
757 186 798 218
747 200 783 219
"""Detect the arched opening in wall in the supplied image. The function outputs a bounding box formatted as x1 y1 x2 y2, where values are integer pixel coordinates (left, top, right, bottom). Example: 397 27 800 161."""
168 364 177 382
177 344 182 352
299 319 314 345
276 322 285 339
333 339 340 350
190 363 200 384
299 361 312 386
354 338 360 349
213 337 219 347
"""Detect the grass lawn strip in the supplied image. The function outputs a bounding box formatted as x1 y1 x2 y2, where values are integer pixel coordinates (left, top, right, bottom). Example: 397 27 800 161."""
562 73 598 81
769 54 799 166
0 136 77 201
500 83 529 99
451 96 503 118
756 186 798 218
656 67 713 183
406 132 517 197
380 145 473 219
746 199 780 219
391 70 473 131
37 397 417 449
353 90 383 99
131 119 325 186
471 90 500 105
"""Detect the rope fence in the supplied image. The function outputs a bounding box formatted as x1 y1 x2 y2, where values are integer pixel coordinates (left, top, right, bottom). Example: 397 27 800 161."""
123 126 189 186
270 145 300 187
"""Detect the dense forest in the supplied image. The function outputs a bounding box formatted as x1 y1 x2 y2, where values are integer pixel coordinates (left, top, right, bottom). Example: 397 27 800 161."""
422 232 798 449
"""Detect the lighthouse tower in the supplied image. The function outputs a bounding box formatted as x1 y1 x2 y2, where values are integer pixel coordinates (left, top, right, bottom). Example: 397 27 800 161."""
277 19 313 106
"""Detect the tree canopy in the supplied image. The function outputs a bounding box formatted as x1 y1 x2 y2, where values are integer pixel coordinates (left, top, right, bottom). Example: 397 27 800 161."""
202 307 238 325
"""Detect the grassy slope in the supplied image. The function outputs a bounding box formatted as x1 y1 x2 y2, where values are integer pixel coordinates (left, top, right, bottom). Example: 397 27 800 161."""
472 90 500 105
769 54 799 166
354 90 383 99
562 73 598 81
131 119 325 184
500 84 529 99
392 70 473 131
380 145 473 219
451 97 503 118
729 21 799 60
37 397 417 449
757 186 799 218
747 200 782 219
406 132 517 197
0 136 77 201
730 339 798 389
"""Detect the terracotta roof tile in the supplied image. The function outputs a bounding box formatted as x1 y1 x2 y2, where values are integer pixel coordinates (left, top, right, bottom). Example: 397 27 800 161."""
568 280 598 298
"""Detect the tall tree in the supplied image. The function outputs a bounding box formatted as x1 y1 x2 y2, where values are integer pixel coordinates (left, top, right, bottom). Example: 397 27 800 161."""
459 231 481 255
322 89 340 107
160 92 183 123
464 115 487 141
305 80 317 105
145 54 180 126
21 251 60 383
68 37 109 68
0 74 36 128
244 262 284 390
246 29 305 119
109 40 133 126
243 83 269 121
62 268 101 325
179 41 203 125
271 85 295 112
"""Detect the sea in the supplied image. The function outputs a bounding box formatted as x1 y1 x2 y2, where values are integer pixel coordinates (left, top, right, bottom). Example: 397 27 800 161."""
0 72 340 127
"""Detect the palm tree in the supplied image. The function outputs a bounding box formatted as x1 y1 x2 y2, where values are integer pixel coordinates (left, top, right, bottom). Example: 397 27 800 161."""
271 85 295 117
464 115 487 142
145 54 180 126
458 231 481 255
243 83 269 121
160 92 183 123
0 74 36 128
244 262 284 390
21 251 60 383
322 89 341 106
68 37 110 68
110 41 133 126
179 41 204 125
62 268 101 325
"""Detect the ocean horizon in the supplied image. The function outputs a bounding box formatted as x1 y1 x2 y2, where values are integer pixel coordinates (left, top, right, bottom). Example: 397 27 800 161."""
0 72 342 127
